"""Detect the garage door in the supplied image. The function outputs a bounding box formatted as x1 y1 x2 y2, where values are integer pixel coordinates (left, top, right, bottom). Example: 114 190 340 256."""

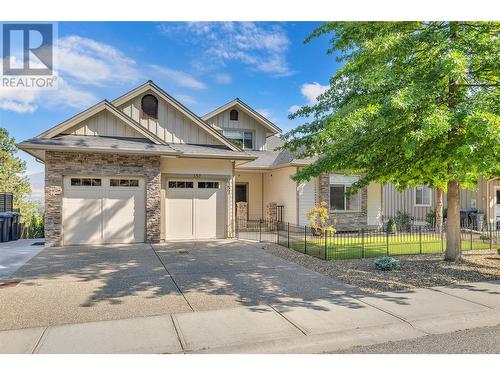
165 180 225 240
62 177 145 245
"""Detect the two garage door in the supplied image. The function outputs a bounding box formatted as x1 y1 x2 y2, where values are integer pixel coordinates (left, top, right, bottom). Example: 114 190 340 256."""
165 179 225 240
62 176 145 245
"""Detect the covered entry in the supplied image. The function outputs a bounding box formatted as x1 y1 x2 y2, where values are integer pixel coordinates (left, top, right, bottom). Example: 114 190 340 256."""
165 179 225 240
62 176 145 245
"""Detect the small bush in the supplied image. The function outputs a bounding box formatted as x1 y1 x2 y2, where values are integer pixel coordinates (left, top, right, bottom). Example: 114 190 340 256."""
386 218 397 234
497 248 500 255
374 256 400 271
394 210 411 231
479 233 491 241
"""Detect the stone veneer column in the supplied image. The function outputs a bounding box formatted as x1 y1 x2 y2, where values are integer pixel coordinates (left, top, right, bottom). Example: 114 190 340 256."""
265 202 277 222
236 202 248 229
44 151 161 246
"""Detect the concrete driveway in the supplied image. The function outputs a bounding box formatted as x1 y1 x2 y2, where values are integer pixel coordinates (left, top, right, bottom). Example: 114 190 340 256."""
0 240 355 331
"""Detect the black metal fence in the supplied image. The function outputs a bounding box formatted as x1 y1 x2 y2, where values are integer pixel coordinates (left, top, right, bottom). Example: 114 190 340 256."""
236 219 500 261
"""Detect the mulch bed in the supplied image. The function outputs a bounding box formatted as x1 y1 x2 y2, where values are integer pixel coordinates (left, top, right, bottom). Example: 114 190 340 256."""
262 243 500 293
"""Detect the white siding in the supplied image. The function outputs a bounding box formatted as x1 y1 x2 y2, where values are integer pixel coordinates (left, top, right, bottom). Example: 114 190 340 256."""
297 177 317 226
119 90 224 146
204 106 268 150
63 111 145 138
263 167 298 224
367 182 382 227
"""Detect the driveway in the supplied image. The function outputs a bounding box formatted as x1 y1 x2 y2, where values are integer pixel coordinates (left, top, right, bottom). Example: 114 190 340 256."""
0 240 45 280
0 240 355 331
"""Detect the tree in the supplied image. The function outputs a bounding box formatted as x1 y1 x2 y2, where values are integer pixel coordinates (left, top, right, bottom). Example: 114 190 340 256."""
284 22 500 261
0 128 33 220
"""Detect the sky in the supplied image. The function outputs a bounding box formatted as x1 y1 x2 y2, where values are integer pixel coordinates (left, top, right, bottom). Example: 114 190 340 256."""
0 22 342 175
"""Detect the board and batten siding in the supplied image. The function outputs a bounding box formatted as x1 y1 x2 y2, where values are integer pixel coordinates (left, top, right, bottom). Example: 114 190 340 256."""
297 178 317 226
204 106 268 151
118 91 223 146
63 111 145 138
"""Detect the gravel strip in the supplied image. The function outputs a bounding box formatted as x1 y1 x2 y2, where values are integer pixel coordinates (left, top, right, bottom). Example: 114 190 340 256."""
262 243 499 293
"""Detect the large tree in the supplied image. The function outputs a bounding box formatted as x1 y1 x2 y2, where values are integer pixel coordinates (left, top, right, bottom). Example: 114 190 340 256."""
0 127 33 218
284 22 500 261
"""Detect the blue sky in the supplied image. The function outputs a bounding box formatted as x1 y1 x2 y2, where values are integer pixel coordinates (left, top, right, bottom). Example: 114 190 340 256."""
0 22 341 174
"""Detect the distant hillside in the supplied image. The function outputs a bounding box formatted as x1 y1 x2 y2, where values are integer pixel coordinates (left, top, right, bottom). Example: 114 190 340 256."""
28 171 44 201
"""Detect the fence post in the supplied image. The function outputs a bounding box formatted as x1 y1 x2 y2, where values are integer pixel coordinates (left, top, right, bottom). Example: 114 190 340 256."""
324 230 328 260
490 225 493 250
470 228 473 251
287 222 290 248
361 229 365 258
304 225 307 254
386 229 389 256
441 228 444 255
419 226 422 254
277 222 279 245
259 220 262 242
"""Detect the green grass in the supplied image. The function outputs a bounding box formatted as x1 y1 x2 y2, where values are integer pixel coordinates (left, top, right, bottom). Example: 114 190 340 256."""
283 233 492 260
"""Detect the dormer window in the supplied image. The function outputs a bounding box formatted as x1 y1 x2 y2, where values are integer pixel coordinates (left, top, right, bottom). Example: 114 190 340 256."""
141 94 158 119
230 109 238 121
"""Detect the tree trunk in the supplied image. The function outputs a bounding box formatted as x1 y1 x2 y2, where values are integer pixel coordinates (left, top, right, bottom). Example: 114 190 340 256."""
445 180 461 261
436 188 443 233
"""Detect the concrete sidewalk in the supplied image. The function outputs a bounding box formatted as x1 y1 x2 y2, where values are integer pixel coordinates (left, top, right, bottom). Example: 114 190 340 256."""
1 281 499 354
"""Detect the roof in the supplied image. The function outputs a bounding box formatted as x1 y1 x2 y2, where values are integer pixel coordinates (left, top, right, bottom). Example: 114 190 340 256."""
238 136 316 170
202 98 282 134
18 135 257 161
111 81 241 151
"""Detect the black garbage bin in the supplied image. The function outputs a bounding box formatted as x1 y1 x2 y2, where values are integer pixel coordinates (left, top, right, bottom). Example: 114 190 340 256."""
6 211 20 241
0 212 13 242
460 208 478 227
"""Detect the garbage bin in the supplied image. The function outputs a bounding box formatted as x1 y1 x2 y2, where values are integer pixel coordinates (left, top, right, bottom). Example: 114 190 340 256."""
0 212 12 242
460 208 478 227
6 211 20 241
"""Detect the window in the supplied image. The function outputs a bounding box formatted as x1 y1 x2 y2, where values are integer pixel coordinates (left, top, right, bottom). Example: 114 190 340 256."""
70 178 101 187
110 179 139 187
198 181 220 189
223 130 253 149
168 181 194 188
141 94 158 119
329 174 361 211
229 109 238 121
415 185 431 206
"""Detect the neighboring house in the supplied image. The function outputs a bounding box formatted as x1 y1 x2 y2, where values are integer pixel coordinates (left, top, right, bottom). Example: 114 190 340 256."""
17 81 498 247
383 178 500 227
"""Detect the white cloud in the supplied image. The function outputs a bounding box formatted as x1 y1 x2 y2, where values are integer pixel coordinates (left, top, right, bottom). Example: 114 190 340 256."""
148 65 206 90
301 82 329 105
288 82 329 114
173 94 197 105
158 22 293 77
214 73 232 84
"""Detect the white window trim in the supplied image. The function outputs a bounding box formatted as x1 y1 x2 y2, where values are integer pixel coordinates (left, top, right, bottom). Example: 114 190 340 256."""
414 185 432 207
329 183 362 213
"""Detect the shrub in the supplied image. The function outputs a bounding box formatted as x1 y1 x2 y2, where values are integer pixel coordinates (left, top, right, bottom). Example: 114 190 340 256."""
497 248 500 255
307 201 335 235
426 208 448 227
479 233 491 241
386 218 397 234
394 210 411 231
374 256 401 271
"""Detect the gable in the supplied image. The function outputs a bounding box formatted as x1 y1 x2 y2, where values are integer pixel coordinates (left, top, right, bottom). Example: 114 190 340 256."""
62 110 146 139
204 105 269 151
117 90 225 146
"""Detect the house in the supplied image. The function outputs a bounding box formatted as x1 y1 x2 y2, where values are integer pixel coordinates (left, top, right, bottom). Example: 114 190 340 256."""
383 178 500 228
18 81 498 246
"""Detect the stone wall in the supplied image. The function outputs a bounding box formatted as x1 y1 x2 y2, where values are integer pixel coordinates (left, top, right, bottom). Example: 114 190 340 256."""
44 151 161 246
318 172 368 230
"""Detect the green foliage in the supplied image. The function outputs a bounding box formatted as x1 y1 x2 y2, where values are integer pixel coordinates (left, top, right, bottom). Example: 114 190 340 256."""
479 233 490 240
386 218 397 234
426 207 448 226
0 128 32 219
26 212 44 238
394 210 411 231
283 22 500 192
497 248 500 255
306 201 335 235
374 256 401 271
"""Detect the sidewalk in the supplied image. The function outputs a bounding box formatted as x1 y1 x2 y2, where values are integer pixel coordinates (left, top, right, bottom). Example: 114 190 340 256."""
1 281 499 354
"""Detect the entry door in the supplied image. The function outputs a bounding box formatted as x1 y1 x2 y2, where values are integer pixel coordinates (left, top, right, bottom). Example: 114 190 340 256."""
165 180 225 240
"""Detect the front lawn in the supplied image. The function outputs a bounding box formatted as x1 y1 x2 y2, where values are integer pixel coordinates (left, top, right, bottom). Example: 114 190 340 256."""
282 233 492 260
